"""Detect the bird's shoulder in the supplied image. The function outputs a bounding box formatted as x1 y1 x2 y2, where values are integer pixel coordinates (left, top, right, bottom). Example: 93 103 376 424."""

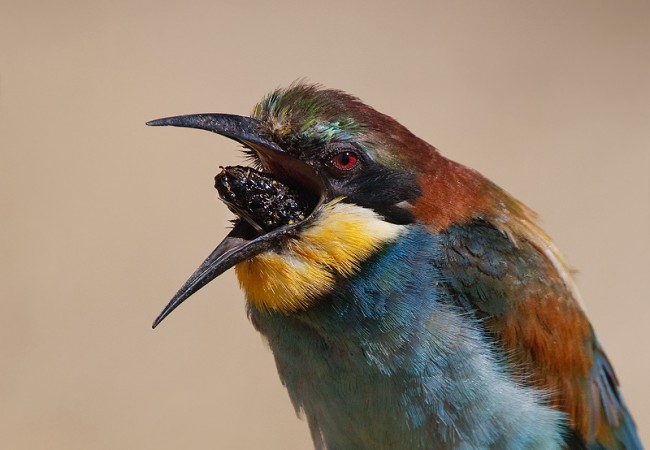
436 216 641 449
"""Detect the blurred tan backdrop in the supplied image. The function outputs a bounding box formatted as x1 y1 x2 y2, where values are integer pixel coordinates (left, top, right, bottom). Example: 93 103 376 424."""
1 1 648 448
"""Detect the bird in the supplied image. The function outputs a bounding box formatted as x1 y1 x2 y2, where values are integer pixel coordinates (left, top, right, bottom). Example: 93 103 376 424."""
147 82 642 449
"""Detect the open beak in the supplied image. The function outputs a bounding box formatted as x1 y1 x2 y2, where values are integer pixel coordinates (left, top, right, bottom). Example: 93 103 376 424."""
147 114 319 328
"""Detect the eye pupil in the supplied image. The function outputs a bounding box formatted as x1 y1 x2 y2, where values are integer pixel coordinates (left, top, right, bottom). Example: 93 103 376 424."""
333 151 358 170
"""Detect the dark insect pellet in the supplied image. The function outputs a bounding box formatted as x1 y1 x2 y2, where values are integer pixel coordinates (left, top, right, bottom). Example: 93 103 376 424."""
215 166 311 232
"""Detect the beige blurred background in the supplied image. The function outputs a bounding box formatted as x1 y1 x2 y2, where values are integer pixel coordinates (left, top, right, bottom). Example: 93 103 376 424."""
1 1 648 448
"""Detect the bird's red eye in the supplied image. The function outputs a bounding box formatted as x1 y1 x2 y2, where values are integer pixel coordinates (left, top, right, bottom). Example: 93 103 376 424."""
331 151 359 170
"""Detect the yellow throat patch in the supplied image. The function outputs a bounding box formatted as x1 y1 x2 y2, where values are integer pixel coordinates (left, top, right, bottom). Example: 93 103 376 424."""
235 201 405 313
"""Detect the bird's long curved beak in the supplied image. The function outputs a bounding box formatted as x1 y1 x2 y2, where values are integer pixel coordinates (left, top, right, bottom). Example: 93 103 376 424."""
146 114 284 155
147 114 291 328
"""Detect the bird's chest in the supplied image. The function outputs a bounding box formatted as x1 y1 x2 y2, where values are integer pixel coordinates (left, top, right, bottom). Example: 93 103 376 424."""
249 299 438 450
246 228 566 449
250 230 442 449
245 230 465 448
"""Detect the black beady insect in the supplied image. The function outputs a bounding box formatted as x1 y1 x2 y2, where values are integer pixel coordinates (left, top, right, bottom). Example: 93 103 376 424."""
215 165 311 233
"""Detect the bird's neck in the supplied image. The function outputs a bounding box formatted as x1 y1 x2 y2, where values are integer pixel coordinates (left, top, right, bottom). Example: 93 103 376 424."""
248 226 566 449
235 201 405 312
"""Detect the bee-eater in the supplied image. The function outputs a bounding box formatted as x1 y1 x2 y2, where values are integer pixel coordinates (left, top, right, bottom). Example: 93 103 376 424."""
148 82 642 449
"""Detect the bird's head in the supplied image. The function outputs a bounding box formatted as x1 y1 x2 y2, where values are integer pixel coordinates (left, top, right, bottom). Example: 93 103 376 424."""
148 82 529 326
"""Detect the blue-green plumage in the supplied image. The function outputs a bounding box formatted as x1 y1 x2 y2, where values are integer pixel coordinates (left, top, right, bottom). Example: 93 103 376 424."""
249 224 567 449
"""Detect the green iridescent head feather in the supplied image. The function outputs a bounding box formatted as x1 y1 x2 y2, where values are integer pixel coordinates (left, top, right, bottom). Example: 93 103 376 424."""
251 82 424 171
